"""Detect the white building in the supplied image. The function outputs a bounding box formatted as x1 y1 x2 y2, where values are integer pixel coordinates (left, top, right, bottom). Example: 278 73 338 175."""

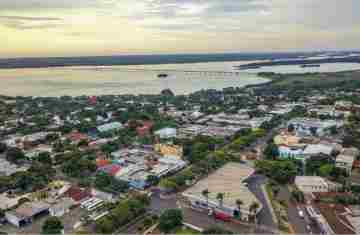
295 176 338 194
154 127 177 139
288 118 342 137
336 154 355 175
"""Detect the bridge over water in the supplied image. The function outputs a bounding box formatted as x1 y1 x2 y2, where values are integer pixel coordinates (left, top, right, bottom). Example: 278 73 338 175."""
92 67 242 77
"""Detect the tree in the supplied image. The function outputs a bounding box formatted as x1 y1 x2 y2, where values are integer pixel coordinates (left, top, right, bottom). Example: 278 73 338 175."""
95 217 115 234
235 199 243 218
42 216 64 234
249 202 260 223
202 189 210 208
291 190 305 203
159 179 177 192
272 187 280 198
216 193 224 208
287 124 295 133
0 142 7 154
146 175 159 186
263 143 279 160
158 209 183 233
37 152 52 165
6 147 25 163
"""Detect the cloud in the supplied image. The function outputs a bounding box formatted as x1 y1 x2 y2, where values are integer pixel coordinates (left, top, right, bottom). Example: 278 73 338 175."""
0 15 63 30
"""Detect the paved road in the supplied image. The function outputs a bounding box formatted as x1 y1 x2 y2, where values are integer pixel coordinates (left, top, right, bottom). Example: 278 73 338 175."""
246 174 277 230
278 186 321 234
149 189 272 234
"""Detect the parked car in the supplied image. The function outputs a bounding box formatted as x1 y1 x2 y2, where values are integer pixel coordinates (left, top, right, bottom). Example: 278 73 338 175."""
298 210 304 218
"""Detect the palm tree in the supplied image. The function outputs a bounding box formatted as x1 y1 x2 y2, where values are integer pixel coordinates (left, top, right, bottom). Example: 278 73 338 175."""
202 189 210 208
216 193 224 208
249 202 260 224
235 199 243 219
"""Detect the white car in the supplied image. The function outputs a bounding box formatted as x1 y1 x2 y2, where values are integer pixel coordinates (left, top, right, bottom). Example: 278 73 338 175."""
298 210 304 218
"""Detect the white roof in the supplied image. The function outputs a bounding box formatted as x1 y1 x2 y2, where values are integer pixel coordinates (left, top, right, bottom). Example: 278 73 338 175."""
295 176 328 187
303 144 334 156
97 122 123 132
336 154 355 165
183 163 261 212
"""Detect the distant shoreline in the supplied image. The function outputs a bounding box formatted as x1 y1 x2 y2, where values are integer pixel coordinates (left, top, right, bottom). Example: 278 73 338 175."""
0 52 359 70
236 56 360 70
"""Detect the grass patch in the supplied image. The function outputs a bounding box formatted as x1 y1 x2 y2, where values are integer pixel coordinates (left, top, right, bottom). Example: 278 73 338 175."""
173 227 201 235
265 184 290 233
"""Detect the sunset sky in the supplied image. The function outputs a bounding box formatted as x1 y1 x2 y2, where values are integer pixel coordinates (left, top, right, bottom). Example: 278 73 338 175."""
1 0 359 58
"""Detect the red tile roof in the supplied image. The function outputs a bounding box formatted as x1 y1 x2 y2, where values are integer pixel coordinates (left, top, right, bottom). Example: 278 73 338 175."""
64 186 91 202
98 164 121 176
96 158 110 168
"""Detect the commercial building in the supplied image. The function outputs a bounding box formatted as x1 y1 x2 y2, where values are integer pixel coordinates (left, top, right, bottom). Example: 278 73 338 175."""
5 201 50 227
49 197 74 217
183 163 262 221
295 176 339 194
288 118 343 137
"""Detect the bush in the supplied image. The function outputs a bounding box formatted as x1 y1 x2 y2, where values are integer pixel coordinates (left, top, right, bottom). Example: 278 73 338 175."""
159 209 183 233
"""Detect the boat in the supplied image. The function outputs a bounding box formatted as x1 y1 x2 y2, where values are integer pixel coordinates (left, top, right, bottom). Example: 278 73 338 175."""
157 73 169 78
300 64 321 68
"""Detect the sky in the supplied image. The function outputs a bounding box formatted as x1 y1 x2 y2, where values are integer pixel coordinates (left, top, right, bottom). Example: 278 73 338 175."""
0 0 359 58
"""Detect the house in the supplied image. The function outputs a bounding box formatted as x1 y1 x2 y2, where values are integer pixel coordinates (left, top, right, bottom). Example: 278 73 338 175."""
136 121 153 136
98 164 121 176
154 127 177 139
295 176 339 194
63 131 89 145
182 163 262 221
49 197 74 217
5 201 50 227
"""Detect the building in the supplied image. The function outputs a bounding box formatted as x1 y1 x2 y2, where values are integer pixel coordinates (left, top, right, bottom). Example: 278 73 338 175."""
154 143 183 159
336 154 356 175
288 118 342 137
303 144 334 158
97 122 123 133
5 201 50 227
278 145 304 160
154 127 177 139
182 163 262 221
49 197 74 217
295 176 338 194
